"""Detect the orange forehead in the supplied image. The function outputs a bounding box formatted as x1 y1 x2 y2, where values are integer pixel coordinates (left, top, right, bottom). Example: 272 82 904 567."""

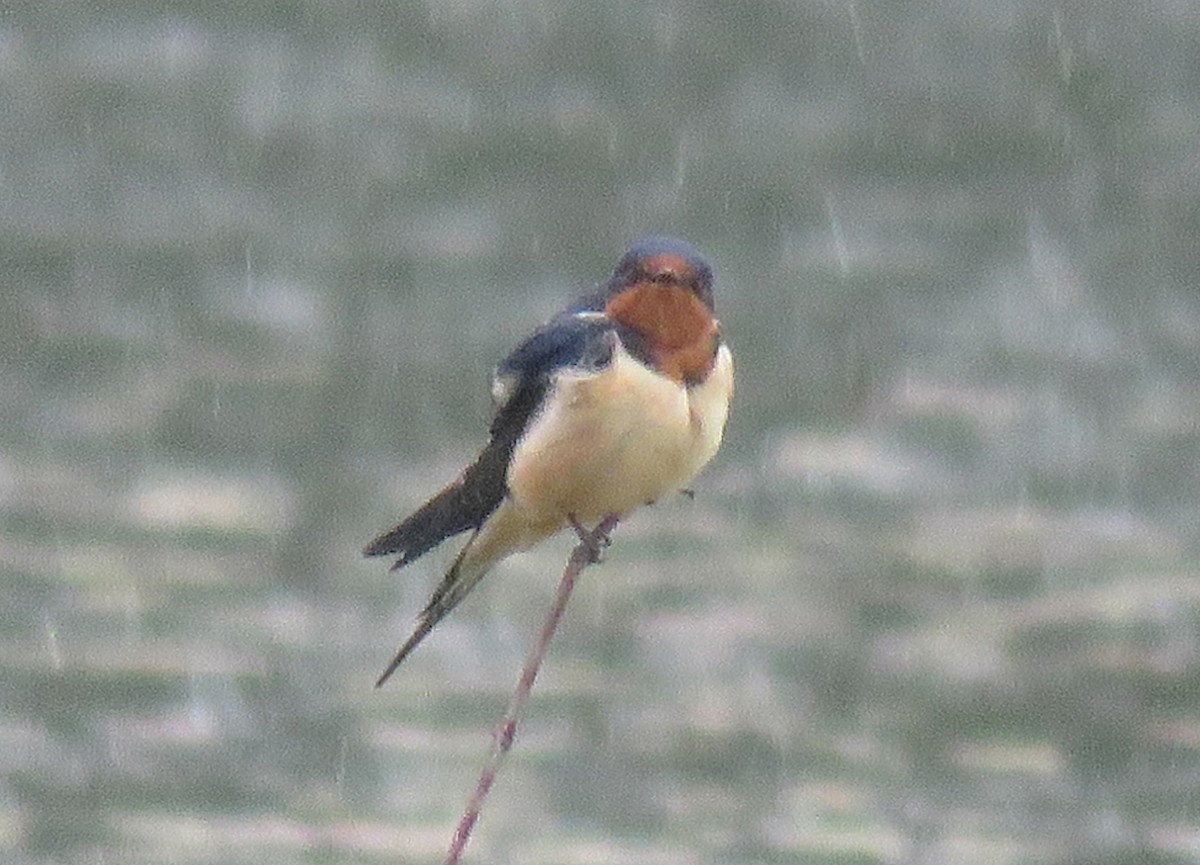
605 283 719 384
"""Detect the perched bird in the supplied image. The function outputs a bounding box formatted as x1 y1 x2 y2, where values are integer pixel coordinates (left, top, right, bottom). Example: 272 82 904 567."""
365 236 733 686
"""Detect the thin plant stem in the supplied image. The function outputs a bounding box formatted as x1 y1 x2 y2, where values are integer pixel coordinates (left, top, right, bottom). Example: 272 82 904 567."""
443 514 620 865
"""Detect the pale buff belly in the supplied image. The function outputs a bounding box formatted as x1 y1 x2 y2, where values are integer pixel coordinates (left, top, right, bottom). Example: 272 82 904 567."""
505 342 733 533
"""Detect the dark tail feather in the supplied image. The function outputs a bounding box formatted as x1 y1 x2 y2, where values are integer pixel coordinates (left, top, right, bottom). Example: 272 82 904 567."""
375 614 437 686
366 428 516 681
363 472 497 569
374 531 483 687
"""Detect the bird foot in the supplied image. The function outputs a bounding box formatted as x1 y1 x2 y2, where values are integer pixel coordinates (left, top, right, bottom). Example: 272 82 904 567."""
568 514 615 564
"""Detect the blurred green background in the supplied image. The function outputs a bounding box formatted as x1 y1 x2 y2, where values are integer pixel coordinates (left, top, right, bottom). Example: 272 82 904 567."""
4 1 1200 863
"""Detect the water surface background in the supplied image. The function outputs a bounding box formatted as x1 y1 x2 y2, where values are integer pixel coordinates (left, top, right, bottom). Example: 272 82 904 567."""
4 1 1200 863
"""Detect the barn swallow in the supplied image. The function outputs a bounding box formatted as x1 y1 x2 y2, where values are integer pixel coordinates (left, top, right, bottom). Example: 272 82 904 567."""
365 236 733 686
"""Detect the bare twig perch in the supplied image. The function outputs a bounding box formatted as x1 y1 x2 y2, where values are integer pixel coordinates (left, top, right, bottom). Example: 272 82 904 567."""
442 514 619 865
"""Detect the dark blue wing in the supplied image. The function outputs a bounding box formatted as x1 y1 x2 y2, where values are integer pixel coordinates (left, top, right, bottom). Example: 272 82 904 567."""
365 314 632 570
492 312 653 414
496 314 614 386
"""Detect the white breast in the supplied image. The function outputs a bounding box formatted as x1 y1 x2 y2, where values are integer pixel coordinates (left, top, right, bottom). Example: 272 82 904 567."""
505 340 733 533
